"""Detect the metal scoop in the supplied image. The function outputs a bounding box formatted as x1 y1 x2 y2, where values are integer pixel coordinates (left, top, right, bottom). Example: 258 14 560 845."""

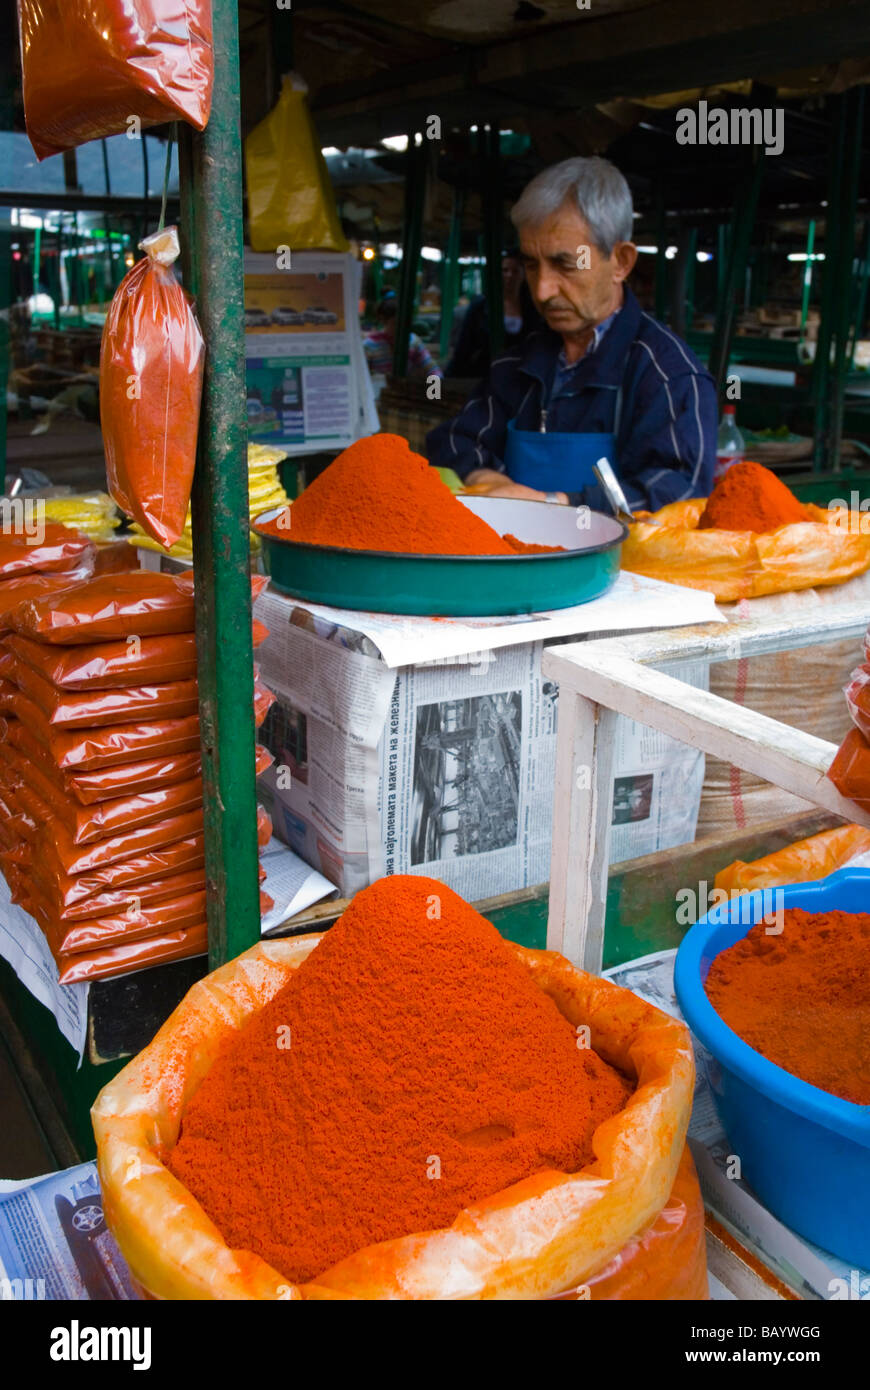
593 457 659 527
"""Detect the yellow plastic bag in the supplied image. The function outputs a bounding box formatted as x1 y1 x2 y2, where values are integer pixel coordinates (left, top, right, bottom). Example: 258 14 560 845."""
245 75 349 254
715 822 870 895
622 499 870 602
93 934 696 1300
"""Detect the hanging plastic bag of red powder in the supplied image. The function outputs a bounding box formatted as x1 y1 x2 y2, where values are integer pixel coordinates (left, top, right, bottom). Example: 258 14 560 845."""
100 227 204 549
16 0 213 161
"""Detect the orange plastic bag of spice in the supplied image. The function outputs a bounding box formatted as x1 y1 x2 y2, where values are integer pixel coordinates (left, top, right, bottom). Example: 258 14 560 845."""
34 887 208 955
714 821 870 896
828 727 870 809
57 922 209 985
93 933 696 1301
622 498 870 602
8 658 200 728
5 618 267 690
37 807 206 878
0 692 203 769
0 571 93 632
32 807 270 911
101 227 204 548
0 524 94 578
17 0 213 161
844 664 870 743
550 1147 706 1300
8 571 195 644
5 631 200 689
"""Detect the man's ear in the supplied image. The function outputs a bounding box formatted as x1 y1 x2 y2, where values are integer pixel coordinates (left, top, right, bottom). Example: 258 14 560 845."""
612 241 638 283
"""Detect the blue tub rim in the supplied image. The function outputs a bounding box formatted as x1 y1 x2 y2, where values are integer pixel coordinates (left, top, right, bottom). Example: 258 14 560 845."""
673 867 870 1148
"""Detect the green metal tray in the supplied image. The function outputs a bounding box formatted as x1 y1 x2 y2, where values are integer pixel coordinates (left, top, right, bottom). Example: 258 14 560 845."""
252 497 627 616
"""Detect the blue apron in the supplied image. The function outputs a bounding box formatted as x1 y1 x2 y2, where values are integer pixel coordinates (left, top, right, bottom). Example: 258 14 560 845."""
504 383 623 493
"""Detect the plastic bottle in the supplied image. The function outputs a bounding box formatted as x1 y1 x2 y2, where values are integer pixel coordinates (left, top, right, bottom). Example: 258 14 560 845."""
714 405 745 483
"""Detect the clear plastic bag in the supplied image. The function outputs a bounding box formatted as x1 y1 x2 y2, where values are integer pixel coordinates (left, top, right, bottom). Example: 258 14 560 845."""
0 570 93 632
17 0 213 160
57 922 208 984
101 228 204 548
0 524 94 578
6 631 200 689
93 934 696 1300
9 571 195 644
828 728 870 809
9 657 200 728
844 664 870 743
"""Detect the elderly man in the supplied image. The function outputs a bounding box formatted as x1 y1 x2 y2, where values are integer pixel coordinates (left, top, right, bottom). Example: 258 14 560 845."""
427 157 716 511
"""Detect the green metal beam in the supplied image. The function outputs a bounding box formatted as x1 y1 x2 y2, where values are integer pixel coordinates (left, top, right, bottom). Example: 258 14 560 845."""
707 150 765 395
480 125 504 359
393 135 426 379
439 185 465 362
179 0 261 970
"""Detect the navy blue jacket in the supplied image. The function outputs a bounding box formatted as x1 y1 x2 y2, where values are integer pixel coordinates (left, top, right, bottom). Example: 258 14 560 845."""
427 287 717 512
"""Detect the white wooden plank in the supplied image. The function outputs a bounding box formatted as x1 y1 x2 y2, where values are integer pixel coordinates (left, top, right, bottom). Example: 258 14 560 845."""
543 649 870 827
547 692 617 969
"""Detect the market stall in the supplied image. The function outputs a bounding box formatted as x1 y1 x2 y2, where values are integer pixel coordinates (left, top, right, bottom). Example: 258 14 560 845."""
2 0 870 1330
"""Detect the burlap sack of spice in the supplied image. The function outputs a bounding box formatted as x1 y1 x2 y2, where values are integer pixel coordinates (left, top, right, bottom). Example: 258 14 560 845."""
622 499 870 602
92 935 700 1301
697 571 870 839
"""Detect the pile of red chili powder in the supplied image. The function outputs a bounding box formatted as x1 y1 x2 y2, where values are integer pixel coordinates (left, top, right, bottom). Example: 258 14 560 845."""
705 907 870 1105
168 875 632 1283
257 432 561 555
697 460 809 533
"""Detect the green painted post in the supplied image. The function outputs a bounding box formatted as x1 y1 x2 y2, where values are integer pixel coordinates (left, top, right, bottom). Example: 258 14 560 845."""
812 100 845 472
481 126 504 358
708 151 765 394
439 185 465 363
178 0 261 969
393 135 426 379
799 218 815 345
828 87 864 474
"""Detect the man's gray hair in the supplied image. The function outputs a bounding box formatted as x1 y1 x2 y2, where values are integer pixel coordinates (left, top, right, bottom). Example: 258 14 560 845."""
510 156 634 256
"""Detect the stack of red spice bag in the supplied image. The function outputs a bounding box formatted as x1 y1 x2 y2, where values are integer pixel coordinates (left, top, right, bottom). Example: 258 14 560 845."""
828 625 870 810
0 568 276 983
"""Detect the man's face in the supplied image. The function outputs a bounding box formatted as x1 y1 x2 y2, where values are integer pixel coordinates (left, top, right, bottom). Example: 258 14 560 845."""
519 202 636 336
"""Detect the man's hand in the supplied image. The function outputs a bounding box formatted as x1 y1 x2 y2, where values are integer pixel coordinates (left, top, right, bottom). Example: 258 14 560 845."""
464 469 568 504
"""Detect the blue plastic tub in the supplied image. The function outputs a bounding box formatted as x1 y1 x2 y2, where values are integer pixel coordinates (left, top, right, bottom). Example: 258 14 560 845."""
674 868 870 1266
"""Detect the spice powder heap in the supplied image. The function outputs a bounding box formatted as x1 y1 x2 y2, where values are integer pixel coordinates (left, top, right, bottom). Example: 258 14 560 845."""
697 460 809 533
705 906 870 1105
257 432 563 556
169 875 632 1284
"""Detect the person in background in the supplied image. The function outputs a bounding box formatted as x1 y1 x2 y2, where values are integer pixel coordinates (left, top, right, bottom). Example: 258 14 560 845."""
445 250 543 378
427 156 716 512
364 294 443 382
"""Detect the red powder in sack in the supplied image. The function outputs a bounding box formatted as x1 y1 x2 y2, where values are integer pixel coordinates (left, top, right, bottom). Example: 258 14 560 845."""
697 461 809 533
168 875 633 1284
259 433 517 555
705 907 870 1104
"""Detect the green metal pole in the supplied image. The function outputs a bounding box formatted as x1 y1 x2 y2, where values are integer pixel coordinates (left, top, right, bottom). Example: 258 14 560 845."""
812 100 845 472
828 86 864 474
178 0 260 969
439 185 465 362
0 212 10 491
708 150 765 394
799 218 815 345
394 134 425 379
654 187 667 323
481 126 504 358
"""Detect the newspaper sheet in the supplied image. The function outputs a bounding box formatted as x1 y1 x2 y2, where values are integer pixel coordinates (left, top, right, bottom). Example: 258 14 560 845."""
605 950 869 1301
0 1164 139 1301
0 874 87 1059
255 589 708 897
276 571 723 670
244 250 378 454
259 836 337 932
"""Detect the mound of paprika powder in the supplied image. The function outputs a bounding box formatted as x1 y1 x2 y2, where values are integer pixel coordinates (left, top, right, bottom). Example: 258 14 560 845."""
168 875 633 1283
697 460 809 533
705 906 870 1105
